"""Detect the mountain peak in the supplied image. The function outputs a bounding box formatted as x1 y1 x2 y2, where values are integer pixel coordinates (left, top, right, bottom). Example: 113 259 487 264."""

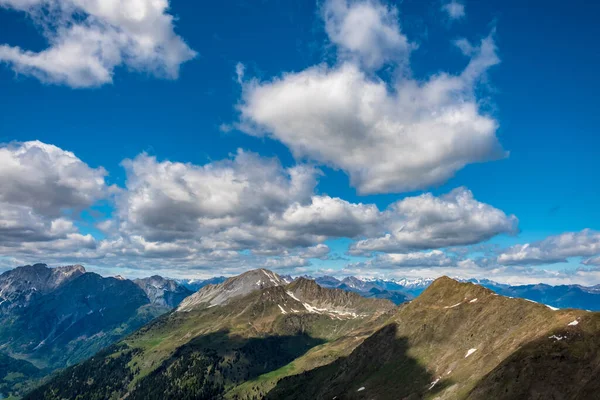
287 276 319 290
177 268 285 311
134 275 192 308
286 277 395 316
0 263 86 311
414 276 495 308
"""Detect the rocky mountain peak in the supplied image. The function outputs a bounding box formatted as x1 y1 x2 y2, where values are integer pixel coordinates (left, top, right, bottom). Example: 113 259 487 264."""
0 263 86 311
134 275 192 308
177 268 285 311
286 277 395 317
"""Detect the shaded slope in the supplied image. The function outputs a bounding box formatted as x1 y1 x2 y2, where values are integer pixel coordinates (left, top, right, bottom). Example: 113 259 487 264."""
266 324 446 400
27 271 394 400
0 272 168 372
0 353 44 398
467 313 600 400
269 276 591 400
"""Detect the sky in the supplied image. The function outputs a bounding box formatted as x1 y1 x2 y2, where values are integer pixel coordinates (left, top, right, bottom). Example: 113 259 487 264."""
0 0 599 285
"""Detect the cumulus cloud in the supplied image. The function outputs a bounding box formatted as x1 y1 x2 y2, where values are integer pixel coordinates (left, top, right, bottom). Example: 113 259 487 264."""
237 0 504 194
0 141 109 215
498 230 600 266
442 1 466 20
0 0 196 87
349 187 518 255
323 0 412 69
116 154 515 263
0 142 518 277
85 151 515 274
276 195 380 238
365 250 455 269
119 149 318 243
0 141 111 265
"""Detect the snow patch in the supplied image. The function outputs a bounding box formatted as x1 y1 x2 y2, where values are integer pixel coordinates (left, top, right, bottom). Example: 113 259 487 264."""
547 305 559 311
465 348 477 358
277 304 287 314
549 335 565 341
429 378 440 390
469 298 478 303
262 269 281 286
286 291 301 302
568 320 579 326
357 387 365 392
285 291 359 319
444 302 462 309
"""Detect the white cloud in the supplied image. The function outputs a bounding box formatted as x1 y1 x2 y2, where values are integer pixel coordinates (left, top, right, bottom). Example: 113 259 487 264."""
276 195 380 238
366 250 455 269
238 0 504 194
0 141 109 262
498 230 600 265
0 142 519 278
583 255 600 266
323 0 411 69
119 149 318 244
0 0 196 87
442 1 466 20
349 187 518 255
0 140 109 215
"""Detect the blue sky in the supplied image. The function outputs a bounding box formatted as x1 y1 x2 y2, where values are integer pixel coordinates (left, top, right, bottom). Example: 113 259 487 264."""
0 0 599 284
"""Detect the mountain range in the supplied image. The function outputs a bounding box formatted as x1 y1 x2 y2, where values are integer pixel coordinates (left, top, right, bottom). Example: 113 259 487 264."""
25 268 600 400
0 264 191 398
3 264 600 399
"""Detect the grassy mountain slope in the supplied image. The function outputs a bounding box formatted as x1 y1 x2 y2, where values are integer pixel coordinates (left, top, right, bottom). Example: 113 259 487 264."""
267 277 592 400
26 271 394 400
26 274 600 400
0 267 171 398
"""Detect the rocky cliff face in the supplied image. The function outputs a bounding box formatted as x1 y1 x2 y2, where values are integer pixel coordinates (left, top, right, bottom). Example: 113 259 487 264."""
0 264 170 398
177 268 286 311
134 275 192 308
0 263 85 312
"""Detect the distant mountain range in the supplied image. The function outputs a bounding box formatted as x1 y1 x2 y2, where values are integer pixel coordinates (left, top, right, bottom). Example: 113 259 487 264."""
175 276 228 292
312 275 432 303
28 268 600 400
173 273 600 311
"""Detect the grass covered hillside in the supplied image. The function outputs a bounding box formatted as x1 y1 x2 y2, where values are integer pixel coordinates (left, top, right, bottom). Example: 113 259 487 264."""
27 270 394 400
26 273 600 400
268 277 596 400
